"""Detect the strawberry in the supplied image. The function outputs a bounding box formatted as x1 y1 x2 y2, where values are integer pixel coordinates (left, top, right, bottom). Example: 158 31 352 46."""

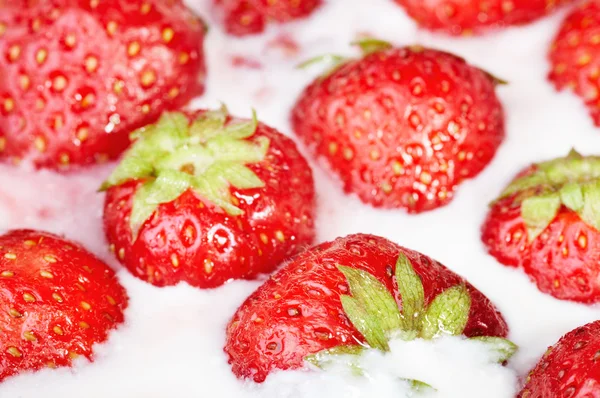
394 0 574 36
549 0 600 127
291 40 505 213
102 107 316 288
0 229 127 382
519 320 600 397
482 150 600 303
224 234 510 383
0 0 206 169
213 0 321 36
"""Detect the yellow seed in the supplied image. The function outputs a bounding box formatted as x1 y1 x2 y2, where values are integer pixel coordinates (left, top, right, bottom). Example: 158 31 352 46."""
118 248 125 260
44 255 57 263
23 331 36 341
127 41 141 57
420 172 432 185
204 258 214 274
179 52 190 65
19 75 31 91
1 270 14 277
53 76 67 92
370 149 380 161
260 233 269 244
343 148 354 160
64 33 77 48
9 308 22 317
109 244 115 253
4 98 15 113
35 48 48 64
0 137 5 152
106 295 117 305
80 301 91 310
141 104 151 114
68 351 79 359
170 253 179 267
140 70 156 87
168 87 179 98
113 80 125 95
52 292 63 303
4 253 16 260
34 136 46 152
328 142 338 155
8 45 21 62
381 182 393 194
59 153 70 165
7 347 21 357
275 231 285 242
76 126 89 142
392 161 404 175
0 23 6 37
578 53 592 66
79 321 90 329
53 325 64 335
81 93 95 108
40 270 54 279
106 21 118 36
162 28 174 43
23 293 36 303
24 240 36 247
85 56 98 73
31 18 42 32
578 234 588 249
140 2 152 14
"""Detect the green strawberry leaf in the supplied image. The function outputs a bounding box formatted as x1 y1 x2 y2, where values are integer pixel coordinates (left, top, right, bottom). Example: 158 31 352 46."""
559 182 584 213
521 193 561 241
395 253 425 330
351 38 393 55
420 285 471 339
305 345 366 374
581 181 600 231
130 170 193 238
402 378 436 393
470 336 518 363
338 265 403 351
101 108 270 240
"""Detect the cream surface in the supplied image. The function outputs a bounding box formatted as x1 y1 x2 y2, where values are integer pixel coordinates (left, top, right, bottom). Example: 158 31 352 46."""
1 0 600 396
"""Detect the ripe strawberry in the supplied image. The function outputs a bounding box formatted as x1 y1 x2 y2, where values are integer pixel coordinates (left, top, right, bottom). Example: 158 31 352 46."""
519 320 600 397
213 0 321 36
291 41 505 213
225 234 510 383
0 0 206 169
102 107 316 289
394 0 574 36
0 229 127 382
549 0 600 127
482 150 600 303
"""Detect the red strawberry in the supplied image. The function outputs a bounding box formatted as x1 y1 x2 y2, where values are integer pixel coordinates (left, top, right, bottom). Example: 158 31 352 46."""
394 0 574 36
0 0 206 169
518 320 600 397
213 0 321 36
0 229 127 382
482 150 600 303
225 234 510 383
291 41 505 213
549 0 600 127
102 107 316 288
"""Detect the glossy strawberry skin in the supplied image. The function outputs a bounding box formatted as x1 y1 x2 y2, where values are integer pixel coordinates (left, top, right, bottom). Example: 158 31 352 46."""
225 234 509 383
519 321 600 397
395 0 574 36
0 229 128 382
103 111 316 288
0 0 206 169
291 47 504 213
213 0 321 36
549 0 600 127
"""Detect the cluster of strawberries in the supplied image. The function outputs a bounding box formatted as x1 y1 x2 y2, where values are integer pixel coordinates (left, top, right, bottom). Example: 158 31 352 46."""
0 0 599 397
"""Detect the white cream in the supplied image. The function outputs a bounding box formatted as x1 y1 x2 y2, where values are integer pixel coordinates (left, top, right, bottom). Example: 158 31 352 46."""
1 0 600 396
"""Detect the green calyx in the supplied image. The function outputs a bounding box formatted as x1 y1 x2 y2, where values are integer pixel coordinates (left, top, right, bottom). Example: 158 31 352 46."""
101 106 269 238
306 253 517 368
497 150 600 240
297 37 393 78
